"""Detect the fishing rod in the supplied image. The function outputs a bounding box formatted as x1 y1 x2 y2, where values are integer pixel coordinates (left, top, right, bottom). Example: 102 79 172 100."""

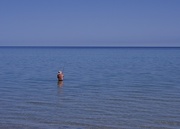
62 65 65 73
61 63 69 73
62 65 64 73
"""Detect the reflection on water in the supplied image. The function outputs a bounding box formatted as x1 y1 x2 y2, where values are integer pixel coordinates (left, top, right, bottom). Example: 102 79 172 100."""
57 81 64 95
57 80 64 87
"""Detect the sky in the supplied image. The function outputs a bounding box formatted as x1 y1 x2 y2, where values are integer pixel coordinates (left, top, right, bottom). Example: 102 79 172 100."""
0 0 180 46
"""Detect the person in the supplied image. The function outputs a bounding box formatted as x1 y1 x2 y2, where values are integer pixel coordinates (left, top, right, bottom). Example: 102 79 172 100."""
57 71 64 81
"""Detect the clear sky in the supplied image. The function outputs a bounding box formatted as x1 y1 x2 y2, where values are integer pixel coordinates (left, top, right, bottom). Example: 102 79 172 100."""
0 0 180 46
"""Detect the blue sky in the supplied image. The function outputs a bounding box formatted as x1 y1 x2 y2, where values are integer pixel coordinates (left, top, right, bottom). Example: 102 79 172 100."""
0 0 180 46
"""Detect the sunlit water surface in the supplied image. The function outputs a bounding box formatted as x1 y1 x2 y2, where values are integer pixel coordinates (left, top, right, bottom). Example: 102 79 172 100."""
0 47 180 129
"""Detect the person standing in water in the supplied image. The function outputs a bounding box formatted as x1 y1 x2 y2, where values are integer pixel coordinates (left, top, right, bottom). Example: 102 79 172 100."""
57 71 64 81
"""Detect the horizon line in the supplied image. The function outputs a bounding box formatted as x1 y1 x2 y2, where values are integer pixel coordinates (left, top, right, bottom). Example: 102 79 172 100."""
0 45 180 48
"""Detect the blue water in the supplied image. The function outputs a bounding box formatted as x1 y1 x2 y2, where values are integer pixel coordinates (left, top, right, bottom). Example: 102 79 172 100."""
0 47 180 129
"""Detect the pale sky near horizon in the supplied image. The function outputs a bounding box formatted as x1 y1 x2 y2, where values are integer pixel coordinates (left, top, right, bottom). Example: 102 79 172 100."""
0 0 180 46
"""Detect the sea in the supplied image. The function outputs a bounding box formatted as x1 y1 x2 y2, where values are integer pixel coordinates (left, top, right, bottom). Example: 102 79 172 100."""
0 46 180 129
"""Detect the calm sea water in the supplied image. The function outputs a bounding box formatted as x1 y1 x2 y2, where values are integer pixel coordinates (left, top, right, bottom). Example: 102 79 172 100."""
0 47 180 129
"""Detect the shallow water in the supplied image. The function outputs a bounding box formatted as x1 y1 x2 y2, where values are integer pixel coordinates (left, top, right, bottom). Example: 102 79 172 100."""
0 47 180 129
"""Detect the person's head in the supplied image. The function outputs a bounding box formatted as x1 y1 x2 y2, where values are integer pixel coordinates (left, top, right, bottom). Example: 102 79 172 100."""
58 71 62 74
